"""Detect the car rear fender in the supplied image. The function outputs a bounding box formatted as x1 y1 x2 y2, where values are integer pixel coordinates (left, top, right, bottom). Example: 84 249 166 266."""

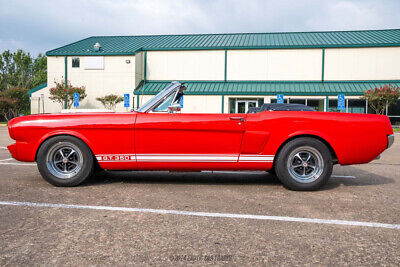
274 131 339 164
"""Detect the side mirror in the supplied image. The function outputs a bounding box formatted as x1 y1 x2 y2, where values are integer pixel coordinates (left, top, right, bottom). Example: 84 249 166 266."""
168 103 181 113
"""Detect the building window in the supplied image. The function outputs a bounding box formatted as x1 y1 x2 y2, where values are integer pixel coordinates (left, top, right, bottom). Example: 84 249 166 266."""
72 57 80 68
307 99 325 112
84 56 104 69
347 99 366 114
289 99 306 105
387 100 400 126
271 98 325 111
328 100 339 112
229 98 264 113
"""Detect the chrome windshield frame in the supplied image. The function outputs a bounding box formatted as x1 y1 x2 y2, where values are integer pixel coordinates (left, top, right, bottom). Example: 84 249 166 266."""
136 81 182 113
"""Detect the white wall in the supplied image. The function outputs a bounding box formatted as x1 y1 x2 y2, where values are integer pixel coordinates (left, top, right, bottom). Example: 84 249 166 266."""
135 51 144 87
227 50 268 80
137 95 222 113
146 50 225 80
227 49 322 80
181 95 221 113
47 56 65 86
267 49 322 80
33 46 400 114
32 55 136 113
324 47 400 80
31 56 64 114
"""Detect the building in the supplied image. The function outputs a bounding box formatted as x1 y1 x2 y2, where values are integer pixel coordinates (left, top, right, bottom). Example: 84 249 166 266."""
29 29 400 124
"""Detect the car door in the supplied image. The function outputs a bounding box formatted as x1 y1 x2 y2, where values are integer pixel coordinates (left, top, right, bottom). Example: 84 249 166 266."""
134 113 246 170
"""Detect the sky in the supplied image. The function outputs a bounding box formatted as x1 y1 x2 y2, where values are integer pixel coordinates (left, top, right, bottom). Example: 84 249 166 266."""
1 0 400 56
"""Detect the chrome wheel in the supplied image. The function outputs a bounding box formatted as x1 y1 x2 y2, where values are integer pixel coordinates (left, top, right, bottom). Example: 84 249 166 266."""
287 146 324 183
46 142 83 179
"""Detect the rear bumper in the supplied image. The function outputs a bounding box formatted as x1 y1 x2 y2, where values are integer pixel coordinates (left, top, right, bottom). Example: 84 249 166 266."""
388 134 395 148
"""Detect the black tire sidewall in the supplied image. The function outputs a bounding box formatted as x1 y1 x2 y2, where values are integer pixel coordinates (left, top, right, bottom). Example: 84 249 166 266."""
37 136 94 187
275 137 333 191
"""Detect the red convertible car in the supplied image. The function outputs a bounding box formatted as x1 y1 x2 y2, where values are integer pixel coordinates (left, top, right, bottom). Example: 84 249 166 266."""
7 82 394 190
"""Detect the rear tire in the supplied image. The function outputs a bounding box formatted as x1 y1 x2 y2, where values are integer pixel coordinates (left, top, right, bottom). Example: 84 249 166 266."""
37 136 94 187
275 137 333 191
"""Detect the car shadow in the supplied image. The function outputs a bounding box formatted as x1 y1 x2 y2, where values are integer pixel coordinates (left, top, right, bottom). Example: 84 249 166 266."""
321 166 394 190
83 171 281 187
82 166 394 190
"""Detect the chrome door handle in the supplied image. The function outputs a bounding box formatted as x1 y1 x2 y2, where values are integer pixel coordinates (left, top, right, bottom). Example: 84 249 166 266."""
229 117 244 122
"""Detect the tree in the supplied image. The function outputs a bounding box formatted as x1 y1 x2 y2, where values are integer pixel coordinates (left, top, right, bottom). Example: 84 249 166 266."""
96 94 124 110
49 81 87 109
0 50 47 119
0 87 30 121
362 84 400 115
0 50 47 92
31 54 47 89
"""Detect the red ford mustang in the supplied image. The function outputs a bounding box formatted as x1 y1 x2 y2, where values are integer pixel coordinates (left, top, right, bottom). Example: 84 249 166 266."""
7 82 394 190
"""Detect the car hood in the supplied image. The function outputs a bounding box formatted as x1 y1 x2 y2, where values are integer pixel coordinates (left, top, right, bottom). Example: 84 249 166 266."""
8 111 138 133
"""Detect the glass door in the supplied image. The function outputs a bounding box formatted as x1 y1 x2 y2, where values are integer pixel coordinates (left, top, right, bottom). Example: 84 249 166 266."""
236 100 258 113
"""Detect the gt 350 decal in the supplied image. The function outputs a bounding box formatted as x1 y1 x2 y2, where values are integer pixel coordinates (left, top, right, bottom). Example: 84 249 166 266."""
95 154 274 163
96 154 136 162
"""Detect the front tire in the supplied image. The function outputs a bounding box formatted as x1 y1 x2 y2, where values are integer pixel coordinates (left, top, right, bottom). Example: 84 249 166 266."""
275 137 333 191
37 136 94 187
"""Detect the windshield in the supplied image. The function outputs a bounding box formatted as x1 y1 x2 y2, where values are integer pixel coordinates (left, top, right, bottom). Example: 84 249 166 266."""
153 93 175 112
137 81 183 113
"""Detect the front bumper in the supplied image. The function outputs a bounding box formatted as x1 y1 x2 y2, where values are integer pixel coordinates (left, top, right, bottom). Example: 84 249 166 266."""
388 134 395 148
7 143 17 159
6 141 36 162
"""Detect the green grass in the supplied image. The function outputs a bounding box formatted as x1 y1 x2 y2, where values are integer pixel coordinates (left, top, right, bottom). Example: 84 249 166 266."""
393 127 400 133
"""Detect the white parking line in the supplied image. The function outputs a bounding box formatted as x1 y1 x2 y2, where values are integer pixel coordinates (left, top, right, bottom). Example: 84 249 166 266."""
0 158 13 162
331 175 356 179
0 146 8 150
0 162 36 166
0 200 398 230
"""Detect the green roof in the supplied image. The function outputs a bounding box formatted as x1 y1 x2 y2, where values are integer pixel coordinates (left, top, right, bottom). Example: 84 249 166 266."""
28 83 47 96
47 29 400 56
135 81 400 96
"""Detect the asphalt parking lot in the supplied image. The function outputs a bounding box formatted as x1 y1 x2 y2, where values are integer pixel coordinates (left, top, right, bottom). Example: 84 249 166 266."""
0 127 399 265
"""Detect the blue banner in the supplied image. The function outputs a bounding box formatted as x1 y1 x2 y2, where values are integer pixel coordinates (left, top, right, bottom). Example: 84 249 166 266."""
277 94 284 104
338 94 345 110
73 93 79 107
124 94 130 108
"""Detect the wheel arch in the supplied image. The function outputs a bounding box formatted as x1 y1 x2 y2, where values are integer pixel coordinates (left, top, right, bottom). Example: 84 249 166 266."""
273 134 338 167
35 131 96 162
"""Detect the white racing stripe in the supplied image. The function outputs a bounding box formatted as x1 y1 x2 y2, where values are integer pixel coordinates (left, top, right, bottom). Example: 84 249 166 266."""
0 200 398 230
96 154 274 163
136 154 238 162
239 155 274 162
